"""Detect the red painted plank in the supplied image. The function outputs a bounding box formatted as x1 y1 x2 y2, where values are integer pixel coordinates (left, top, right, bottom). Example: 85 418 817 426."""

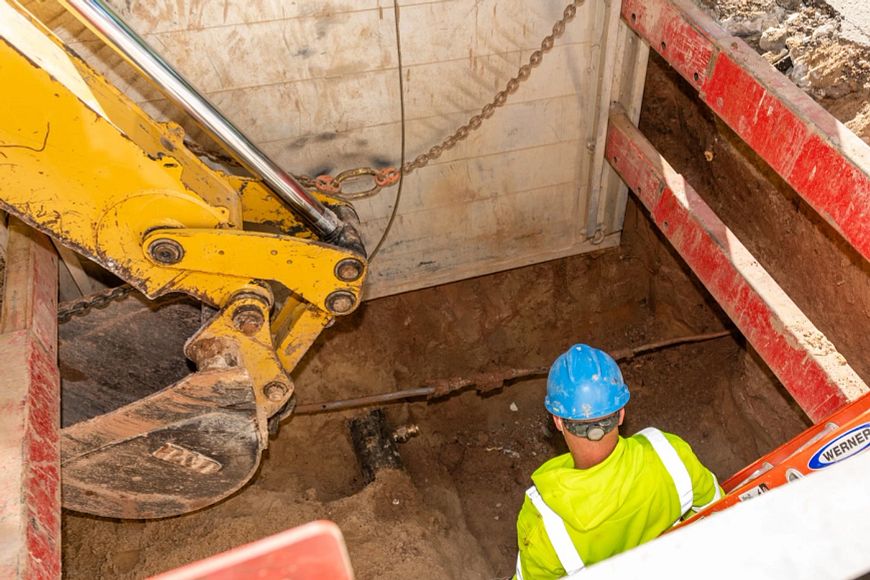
620 0 716 91
621 0 870 263
151 521 354 580
0 220 60 580
0 221 57 357
606 108 868 422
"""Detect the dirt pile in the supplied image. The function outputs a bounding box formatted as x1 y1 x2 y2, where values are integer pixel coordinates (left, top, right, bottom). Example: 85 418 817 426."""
697 0 870 139
63 467 491 579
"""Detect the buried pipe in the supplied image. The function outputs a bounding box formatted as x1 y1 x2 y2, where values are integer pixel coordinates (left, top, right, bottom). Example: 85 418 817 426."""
295 330 734 415
348 409 404 484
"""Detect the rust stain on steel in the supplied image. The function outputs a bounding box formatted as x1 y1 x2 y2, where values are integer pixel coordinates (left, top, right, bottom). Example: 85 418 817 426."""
186 336 239 370
426 368 548 399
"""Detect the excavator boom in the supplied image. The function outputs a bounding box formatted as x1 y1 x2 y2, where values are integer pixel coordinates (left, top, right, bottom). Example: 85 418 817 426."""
0 0 366 518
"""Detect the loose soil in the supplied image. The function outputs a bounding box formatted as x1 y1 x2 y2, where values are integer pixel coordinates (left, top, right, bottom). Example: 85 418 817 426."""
61 1 867 578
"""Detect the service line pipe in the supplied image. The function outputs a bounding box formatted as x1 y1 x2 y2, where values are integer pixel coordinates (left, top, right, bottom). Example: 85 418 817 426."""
295 330 734 415
60 0 342 239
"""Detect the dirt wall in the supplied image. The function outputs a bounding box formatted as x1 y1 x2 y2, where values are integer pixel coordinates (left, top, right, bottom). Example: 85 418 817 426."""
639 53 870 385
294 198 705 404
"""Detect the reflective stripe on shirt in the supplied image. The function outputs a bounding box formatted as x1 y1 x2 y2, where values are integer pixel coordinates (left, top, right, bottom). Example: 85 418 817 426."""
525 485 586 575
637 427 694 516
519 428 698 574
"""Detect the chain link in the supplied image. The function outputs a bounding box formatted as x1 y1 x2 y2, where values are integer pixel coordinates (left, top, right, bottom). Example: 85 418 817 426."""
185 2 582 199
295 0 585 198
57 284 135 323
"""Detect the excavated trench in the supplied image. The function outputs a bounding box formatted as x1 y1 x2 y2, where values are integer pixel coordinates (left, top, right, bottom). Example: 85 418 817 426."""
61 198 814 578
60 5 870 579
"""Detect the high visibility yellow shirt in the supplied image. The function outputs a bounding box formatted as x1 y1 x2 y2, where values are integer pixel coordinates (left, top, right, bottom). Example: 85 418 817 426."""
515 430 722 579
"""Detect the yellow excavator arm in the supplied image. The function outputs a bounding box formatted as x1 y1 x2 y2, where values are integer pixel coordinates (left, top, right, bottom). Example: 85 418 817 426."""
0 1 367 518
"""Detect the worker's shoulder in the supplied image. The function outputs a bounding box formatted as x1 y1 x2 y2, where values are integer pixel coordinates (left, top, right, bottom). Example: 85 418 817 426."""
627 428 696 457
530 451 575 478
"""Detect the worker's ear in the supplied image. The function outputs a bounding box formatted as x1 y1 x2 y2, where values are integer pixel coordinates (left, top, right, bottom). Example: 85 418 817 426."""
552 415 564 433
618 408 625 426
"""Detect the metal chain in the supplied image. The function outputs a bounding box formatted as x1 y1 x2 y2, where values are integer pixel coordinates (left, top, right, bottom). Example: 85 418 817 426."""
57 284 135 323
295 0 585 199
184 2 582 199
401 0 583 175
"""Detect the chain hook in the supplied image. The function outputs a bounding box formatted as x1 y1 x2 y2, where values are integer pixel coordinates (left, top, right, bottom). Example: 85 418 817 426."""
313 175 340 195
375 167 401 188
307 167 402 200
334 167 382 200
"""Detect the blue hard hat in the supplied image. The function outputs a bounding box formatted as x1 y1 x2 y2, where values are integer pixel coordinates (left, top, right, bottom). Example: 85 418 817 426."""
545 344 630 420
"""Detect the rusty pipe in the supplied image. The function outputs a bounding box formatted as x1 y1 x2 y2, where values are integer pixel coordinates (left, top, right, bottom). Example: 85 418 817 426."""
295 330 735 415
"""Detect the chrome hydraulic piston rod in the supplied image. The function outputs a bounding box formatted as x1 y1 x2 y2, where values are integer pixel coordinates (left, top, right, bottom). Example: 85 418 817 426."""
59 0 343 239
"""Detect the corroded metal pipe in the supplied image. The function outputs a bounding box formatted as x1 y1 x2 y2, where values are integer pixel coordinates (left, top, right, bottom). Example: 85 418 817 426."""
60 0 342 239
295 330 735 414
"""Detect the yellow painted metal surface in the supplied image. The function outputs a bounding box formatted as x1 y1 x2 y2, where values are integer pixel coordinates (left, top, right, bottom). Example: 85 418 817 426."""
272 297 331 373
185 287 290 438
0 11 233 279
139 228 364 310
0 0 367 446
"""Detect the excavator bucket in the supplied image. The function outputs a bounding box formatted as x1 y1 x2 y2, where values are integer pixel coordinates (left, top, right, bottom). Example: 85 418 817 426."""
59 296 266 518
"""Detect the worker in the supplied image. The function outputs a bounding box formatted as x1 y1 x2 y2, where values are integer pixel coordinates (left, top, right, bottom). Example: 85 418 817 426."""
514 344 723 578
